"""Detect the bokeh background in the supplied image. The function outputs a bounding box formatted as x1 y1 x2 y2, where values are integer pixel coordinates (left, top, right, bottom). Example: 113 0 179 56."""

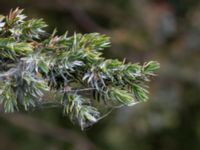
0 0 200 150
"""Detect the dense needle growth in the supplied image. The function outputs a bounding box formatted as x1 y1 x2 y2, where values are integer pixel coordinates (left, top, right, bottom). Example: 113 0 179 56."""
0 8 159 129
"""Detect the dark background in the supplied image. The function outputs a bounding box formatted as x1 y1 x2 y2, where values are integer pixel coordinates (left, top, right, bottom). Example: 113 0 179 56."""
0 0 200 150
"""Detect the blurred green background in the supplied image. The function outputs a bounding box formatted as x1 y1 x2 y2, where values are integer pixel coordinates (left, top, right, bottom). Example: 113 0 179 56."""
0 0 200 150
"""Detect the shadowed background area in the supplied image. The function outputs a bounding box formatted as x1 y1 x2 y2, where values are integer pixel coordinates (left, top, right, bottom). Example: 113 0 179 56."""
0 0 200 150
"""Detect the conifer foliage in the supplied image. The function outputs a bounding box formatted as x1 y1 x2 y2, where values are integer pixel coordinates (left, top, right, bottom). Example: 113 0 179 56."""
0 8 159 129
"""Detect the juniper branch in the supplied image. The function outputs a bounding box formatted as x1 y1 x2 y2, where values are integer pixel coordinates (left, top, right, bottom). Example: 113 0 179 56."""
0 8 160 129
